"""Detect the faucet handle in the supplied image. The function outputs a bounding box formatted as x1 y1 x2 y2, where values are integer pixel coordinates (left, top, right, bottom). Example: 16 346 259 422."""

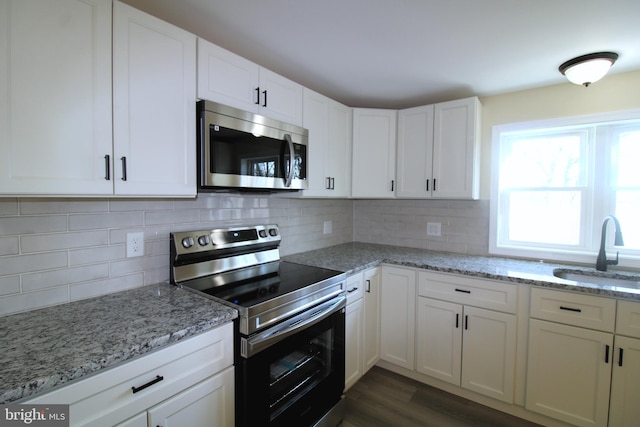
608 251 620 266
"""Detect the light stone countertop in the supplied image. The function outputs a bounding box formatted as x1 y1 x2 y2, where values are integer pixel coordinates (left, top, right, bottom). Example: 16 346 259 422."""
0 283 237 404
283 242 640 301
3 242 639 405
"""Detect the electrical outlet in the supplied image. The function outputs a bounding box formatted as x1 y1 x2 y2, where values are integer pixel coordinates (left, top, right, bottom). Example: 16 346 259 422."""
426 222 442 237
323 220 333 235
126 232 144 257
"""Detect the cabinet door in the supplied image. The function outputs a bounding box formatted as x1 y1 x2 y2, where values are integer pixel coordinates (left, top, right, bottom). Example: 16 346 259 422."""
363 267 381 372
196 38 259 111
432 97 480 199
416 297 462 385
345 297 364 391
148 366 234 427
258 68 303 126
113 1 196 197
380 266 415 369
526 319 613 427
327 99 352 197
609 335 640 427
0 0 113 195
461 306 516 403
396 105 434 198
302 88 330 196
352 109 397 198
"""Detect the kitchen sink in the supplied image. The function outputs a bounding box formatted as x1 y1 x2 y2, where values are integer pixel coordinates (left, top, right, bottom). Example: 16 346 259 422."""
553 268 640 289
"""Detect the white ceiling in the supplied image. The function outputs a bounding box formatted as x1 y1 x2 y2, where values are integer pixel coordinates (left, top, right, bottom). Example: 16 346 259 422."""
122 0 640 109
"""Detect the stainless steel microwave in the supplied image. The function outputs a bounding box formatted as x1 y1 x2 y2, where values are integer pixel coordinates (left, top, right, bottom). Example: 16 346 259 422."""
197 100 308 191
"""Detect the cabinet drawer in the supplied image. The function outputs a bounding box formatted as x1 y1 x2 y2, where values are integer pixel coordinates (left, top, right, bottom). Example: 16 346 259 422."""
530 288 615 332
26 323 233 427
346 273 365 305
616 300 640 338
418 271 517 314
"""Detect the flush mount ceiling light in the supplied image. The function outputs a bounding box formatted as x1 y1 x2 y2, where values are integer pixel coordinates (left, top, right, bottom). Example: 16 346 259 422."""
558 52 618 87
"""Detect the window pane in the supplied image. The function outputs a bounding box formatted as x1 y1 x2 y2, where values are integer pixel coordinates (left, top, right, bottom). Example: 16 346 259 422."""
501 134 584 188
613 129 640 187
616 191 640 250
507 191 581 245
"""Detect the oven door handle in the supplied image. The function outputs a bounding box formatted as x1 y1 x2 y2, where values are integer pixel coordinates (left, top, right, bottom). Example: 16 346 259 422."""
283 134 294 188
242 294 345 358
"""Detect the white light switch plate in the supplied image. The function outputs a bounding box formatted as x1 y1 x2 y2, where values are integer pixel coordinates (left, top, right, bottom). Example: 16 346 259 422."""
427 222 442 237
323 220 333 235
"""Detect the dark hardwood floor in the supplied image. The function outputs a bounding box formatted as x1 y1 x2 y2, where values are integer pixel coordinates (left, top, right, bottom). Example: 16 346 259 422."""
340 367 542 427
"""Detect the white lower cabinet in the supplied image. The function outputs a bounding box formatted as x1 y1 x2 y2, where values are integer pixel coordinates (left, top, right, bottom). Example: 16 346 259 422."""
416 271 516 403
526 287 624 427
380 266 416 369
345 267 381 391
25 323 234 427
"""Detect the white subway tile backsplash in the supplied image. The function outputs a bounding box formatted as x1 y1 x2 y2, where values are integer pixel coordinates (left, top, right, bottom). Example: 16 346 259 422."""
22 264 110 292
20 230 109 253
0 237 19 256
0 193 488 316
0 276 20 296
69 212 144 230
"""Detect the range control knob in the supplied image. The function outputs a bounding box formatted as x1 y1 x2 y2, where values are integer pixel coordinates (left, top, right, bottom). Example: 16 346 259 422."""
268 228 278 237
258 229 268 238
181 237 195 249
198 235 210 246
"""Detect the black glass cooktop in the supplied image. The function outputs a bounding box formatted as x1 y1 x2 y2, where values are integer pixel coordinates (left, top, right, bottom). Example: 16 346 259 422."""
181 261 343 308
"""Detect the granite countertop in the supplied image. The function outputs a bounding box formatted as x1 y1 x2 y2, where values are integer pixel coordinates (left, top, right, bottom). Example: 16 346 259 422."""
0 283 237 404
283 242 640 301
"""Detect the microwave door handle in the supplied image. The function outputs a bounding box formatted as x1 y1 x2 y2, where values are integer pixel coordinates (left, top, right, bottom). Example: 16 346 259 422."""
284 134 294 187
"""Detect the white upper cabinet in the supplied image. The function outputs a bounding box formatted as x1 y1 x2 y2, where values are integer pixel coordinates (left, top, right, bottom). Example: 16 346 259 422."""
0 0 113 195
0 0 196 197
432 97 481 199
113 1 196 197
352 108 397 198
396 105 434 198
302 88 352 197
197 38 303 126
396 97 481 199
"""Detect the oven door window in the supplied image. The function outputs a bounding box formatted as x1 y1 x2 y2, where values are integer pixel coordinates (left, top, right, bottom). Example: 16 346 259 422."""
237 309 345 427
209 125 306 180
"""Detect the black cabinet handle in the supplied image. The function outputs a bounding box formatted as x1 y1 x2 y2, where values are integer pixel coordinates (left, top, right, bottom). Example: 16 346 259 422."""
455 313 459 328
132 375 164 393
255 87 260 105
391 180 394 191
104 155 110 180
433 178 437 191
464 315 469 330
426 180 429 191
120 157 127 181
365 279 371 293
455 288 471 294
559 306 582 313
262 90 267 107
331 177 335 190
619 348 624 367
605 345 610 363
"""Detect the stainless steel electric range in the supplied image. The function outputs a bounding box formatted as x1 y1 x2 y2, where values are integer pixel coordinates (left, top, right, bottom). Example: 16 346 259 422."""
170 224 347 427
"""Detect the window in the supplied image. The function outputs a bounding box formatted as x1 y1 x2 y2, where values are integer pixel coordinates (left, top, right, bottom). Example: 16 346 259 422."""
490 110 640 268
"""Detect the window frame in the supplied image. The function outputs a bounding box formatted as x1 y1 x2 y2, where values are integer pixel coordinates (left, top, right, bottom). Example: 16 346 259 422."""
490 109 640 269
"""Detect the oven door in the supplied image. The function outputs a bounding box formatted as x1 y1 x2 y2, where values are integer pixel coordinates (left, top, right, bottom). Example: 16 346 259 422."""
235 296 345 427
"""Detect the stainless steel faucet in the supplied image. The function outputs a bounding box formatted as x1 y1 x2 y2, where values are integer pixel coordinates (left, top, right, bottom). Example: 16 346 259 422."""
596 215 624 271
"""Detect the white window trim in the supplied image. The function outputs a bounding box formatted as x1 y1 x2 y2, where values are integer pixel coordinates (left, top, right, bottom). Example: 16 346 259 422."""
490 108 640 269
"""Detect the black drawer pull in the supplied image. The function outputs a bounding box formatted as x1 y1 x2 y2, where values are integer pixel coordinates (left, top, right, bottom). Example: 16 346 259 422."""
365 280 371 293
132 375 164 393
455 288 471 294
347 287 358 293
559 306 582 313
